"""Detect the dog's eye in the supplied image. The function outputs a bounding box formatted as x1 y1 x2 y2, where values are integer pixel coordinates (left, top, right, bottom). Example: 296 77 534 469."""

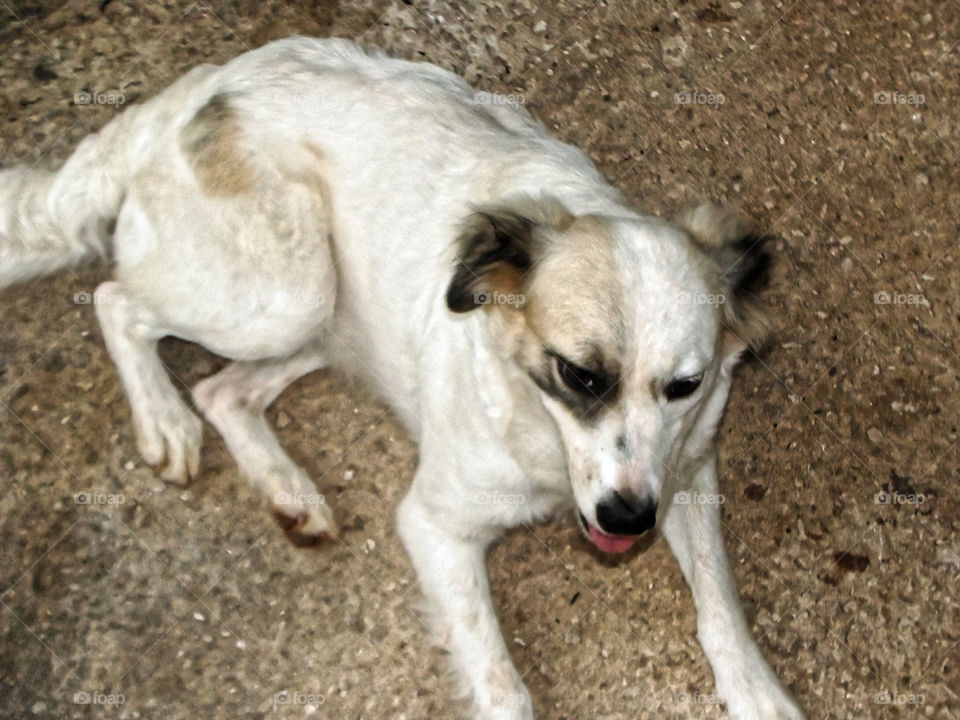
554 353 607 396
664 375 703 401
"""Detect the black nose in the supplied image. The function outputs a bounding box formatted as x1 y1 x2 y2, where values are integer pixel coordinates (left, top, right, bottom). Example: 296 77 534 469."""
595 492 657 535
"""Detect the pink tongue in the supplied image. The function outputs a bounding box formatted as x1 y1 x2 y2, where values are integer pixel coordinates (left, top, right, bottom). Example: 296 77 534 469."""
587 524 639 554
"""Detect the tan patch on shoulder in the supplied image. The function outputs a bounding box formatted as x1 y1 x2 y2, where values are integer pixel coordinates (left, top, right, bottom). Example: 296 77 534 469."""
181 94 253 196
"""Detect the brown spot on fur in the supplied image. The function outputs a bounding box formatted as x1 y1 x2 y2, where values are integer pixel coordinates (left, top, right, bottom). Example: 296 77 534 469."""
519 216 626 389
181 94 254 196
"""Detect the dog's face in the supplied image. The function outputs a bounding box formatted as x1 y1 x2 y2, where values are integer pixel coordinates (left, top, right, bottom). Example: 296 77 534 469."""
447 199 770 554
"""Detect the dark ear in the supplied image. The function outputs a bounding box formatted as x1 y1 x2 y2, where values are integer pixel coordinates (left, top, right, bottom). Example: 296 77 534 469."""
680 204 772 351
445 209 542 313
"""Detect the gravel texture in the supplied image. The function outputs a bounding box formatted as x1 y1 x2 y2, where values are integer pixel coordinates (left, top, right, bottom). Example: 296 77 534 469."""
1 1 958 718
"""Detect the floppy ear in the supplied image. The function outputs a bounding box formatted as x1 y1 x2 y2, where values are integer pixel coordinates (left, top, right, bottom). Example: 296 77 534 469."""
447 198 575 313
680 203 772 352
445 210 536 313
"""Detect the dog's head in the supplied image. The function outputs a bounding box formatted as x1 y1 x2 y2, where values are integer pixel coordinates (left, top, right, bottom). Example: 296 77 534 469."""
447 197 770 554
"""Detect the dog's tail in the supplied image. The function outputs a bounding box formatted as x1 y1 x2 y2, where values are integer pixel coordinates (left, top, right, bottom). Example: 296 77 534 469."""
0 108 141 290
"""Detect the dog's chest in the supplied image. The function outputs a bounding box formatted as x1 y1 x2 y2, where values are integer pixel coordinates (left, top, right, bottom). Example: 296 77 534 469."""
477 360 572 515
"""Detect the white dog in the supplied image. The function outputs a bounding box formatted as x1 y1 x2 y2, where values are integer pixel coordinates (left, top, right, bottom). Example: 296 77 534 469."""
0 37 804 719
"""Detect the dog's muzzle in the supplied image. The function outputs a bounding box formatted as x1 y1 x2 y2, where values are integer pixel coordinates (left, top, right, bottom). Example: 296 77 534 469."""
577 491 657 554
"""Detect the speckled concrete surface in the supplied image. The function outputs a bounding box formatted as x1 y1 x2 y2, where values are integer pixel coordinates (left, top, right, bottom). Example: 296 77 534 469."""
1 1 958 719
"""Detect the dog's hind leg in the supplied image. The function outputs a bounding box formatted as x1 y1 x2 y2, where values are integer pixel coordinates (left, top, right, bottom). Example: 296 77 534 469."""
94 280 203 484
192 349 334 546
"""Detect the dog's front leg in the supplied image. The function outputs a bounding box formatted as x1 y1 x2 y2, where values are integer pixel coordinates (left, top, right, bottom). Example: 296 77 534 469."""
398 484 534 720
661 457 805 720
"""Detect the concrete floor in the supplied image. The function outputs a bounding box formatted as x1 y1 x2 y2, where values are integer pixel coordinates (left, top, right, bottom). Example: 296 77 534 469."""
1 1 958 718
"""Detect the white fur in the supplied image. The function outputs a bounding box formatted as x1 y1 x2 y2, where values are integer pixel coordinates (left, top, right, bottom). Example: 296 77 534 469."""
0 37 803 720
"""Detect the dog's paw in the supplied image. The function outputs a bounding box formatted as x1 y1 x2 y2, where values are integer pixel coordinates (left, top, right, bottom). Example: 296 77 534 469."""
716 658 805 720
133 402 202 484
271 492 337 548
471 669 534 720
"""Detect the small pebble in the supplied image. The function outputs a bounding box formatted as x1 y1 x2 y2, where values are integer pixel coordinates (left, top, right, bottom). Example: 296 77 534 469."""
867 428 883 443
661 36 688 68
936 547 960 569
193 612 205 621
